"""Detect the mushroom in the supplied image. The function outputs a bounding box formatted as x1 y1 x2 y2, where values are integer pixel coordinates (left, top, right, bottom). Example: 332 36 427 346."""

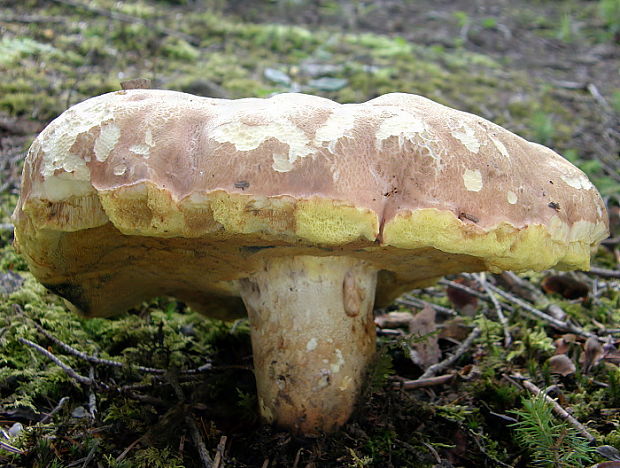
13 90 609 435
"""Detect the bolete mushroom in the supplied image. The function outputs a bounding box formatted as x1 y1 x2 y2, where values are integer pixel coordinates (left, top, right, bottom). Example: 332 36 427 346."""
13 90 609 435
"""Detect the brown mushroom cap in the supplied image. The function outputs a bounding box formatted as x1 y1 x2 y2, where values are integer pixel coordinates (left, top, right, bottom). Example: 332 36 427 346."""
13 90 609 317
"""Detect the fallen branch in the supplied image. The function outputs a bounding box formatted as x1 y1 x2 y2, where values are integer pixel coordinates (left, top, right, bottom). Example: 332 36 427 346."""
168 372 213 468
475 274 512 347
0 14 67 23
397 295 457 317
87 367 97 418
419 327 481 379
18 337 103 388
0 440 24 455
483 282 592 337
507 374 596 443
115 436 144 462
587 83 611 111
16 305 213 375
212 435 227 468
438 278 488 301
392 373 454 390
40 396 70 423
586 266 620 280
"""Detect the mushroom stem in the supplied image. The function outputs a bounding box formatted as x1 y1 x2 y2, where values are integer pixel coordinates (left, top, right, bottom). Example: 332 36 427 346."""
239 255 377 435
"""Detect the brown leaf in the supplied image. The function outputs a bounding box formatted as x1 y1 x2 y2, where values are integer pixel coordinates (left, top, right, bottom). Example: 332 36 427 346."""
582 336 604 373
439 317 471 342
541 274 589 299
603 351 620 365
547 354 576 376
602 338 620 365
446 278 479 316
408 305 441 369
554 333 577 355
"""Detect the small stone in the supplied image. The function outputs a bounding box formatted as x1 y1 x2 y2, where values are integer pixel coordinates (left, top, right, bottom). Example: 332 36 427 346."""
264 68 292 86
71 406 88 418
0 271 24 295
8 422 23 438
307 77 348 92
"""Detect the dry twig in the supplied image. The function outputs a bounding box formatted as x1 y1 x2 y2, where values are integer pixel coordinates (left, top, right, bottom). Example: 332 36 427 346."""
475 274 512 347
482 282 592 337
168 372 214 468
16 305 213 375
18 337 103 388
397 295 457 317
392 374 454 390
20 311 166 374
40 396 70 423
586 266 620 280
507 374 596 443
212 435 227 468
438 278 488 301
419 327 481 379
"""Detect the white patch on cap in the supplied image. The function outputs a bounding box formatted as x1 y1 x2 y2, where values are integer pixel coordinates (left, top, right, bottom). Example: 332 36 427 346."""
376 109 425 145
315 107 356 153
452 123 480 153
129 144 151 157
561 173 594 190
490 134 509 158
272 153 295 172
210 116 314 173
144 128 154 146
507 191 517 204
38 175 93 201
94 123 121 162
375 108 445 161
38 93 118 192
130 127 155 158
113 163 127 176
463 169 483 192
306 338 318 352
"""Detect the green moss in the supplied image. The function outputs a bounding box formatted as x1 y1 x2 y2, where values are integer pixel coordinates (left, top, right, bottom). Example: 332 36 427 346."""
161 37 200 61
0 37 60 66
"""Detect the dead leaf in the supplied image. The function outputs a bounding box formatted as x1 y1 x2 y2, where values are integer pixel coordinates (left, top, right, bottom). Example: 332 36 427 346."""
547 354 576 376
446 278 479 316
439 317 471 342
554 334 577 355
541 274 589 299
582 336 604 373
596 444 620 461
408 305 441 369
602 339 620 366
603 352 620 365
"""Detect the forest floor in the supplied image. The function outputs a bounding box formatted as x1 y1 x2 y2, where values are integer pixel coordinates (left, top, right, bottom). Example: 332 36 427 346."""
1 0 620 467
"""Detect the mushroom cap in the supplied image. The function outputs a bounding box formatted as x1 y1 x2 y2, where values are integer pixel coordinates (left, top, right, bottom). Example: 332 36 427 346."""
13 90 609 317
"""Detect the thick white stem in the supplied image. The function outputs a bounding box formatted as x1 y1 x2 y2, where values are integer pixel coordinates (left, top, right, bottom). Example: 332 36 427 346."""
239 256 377 435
